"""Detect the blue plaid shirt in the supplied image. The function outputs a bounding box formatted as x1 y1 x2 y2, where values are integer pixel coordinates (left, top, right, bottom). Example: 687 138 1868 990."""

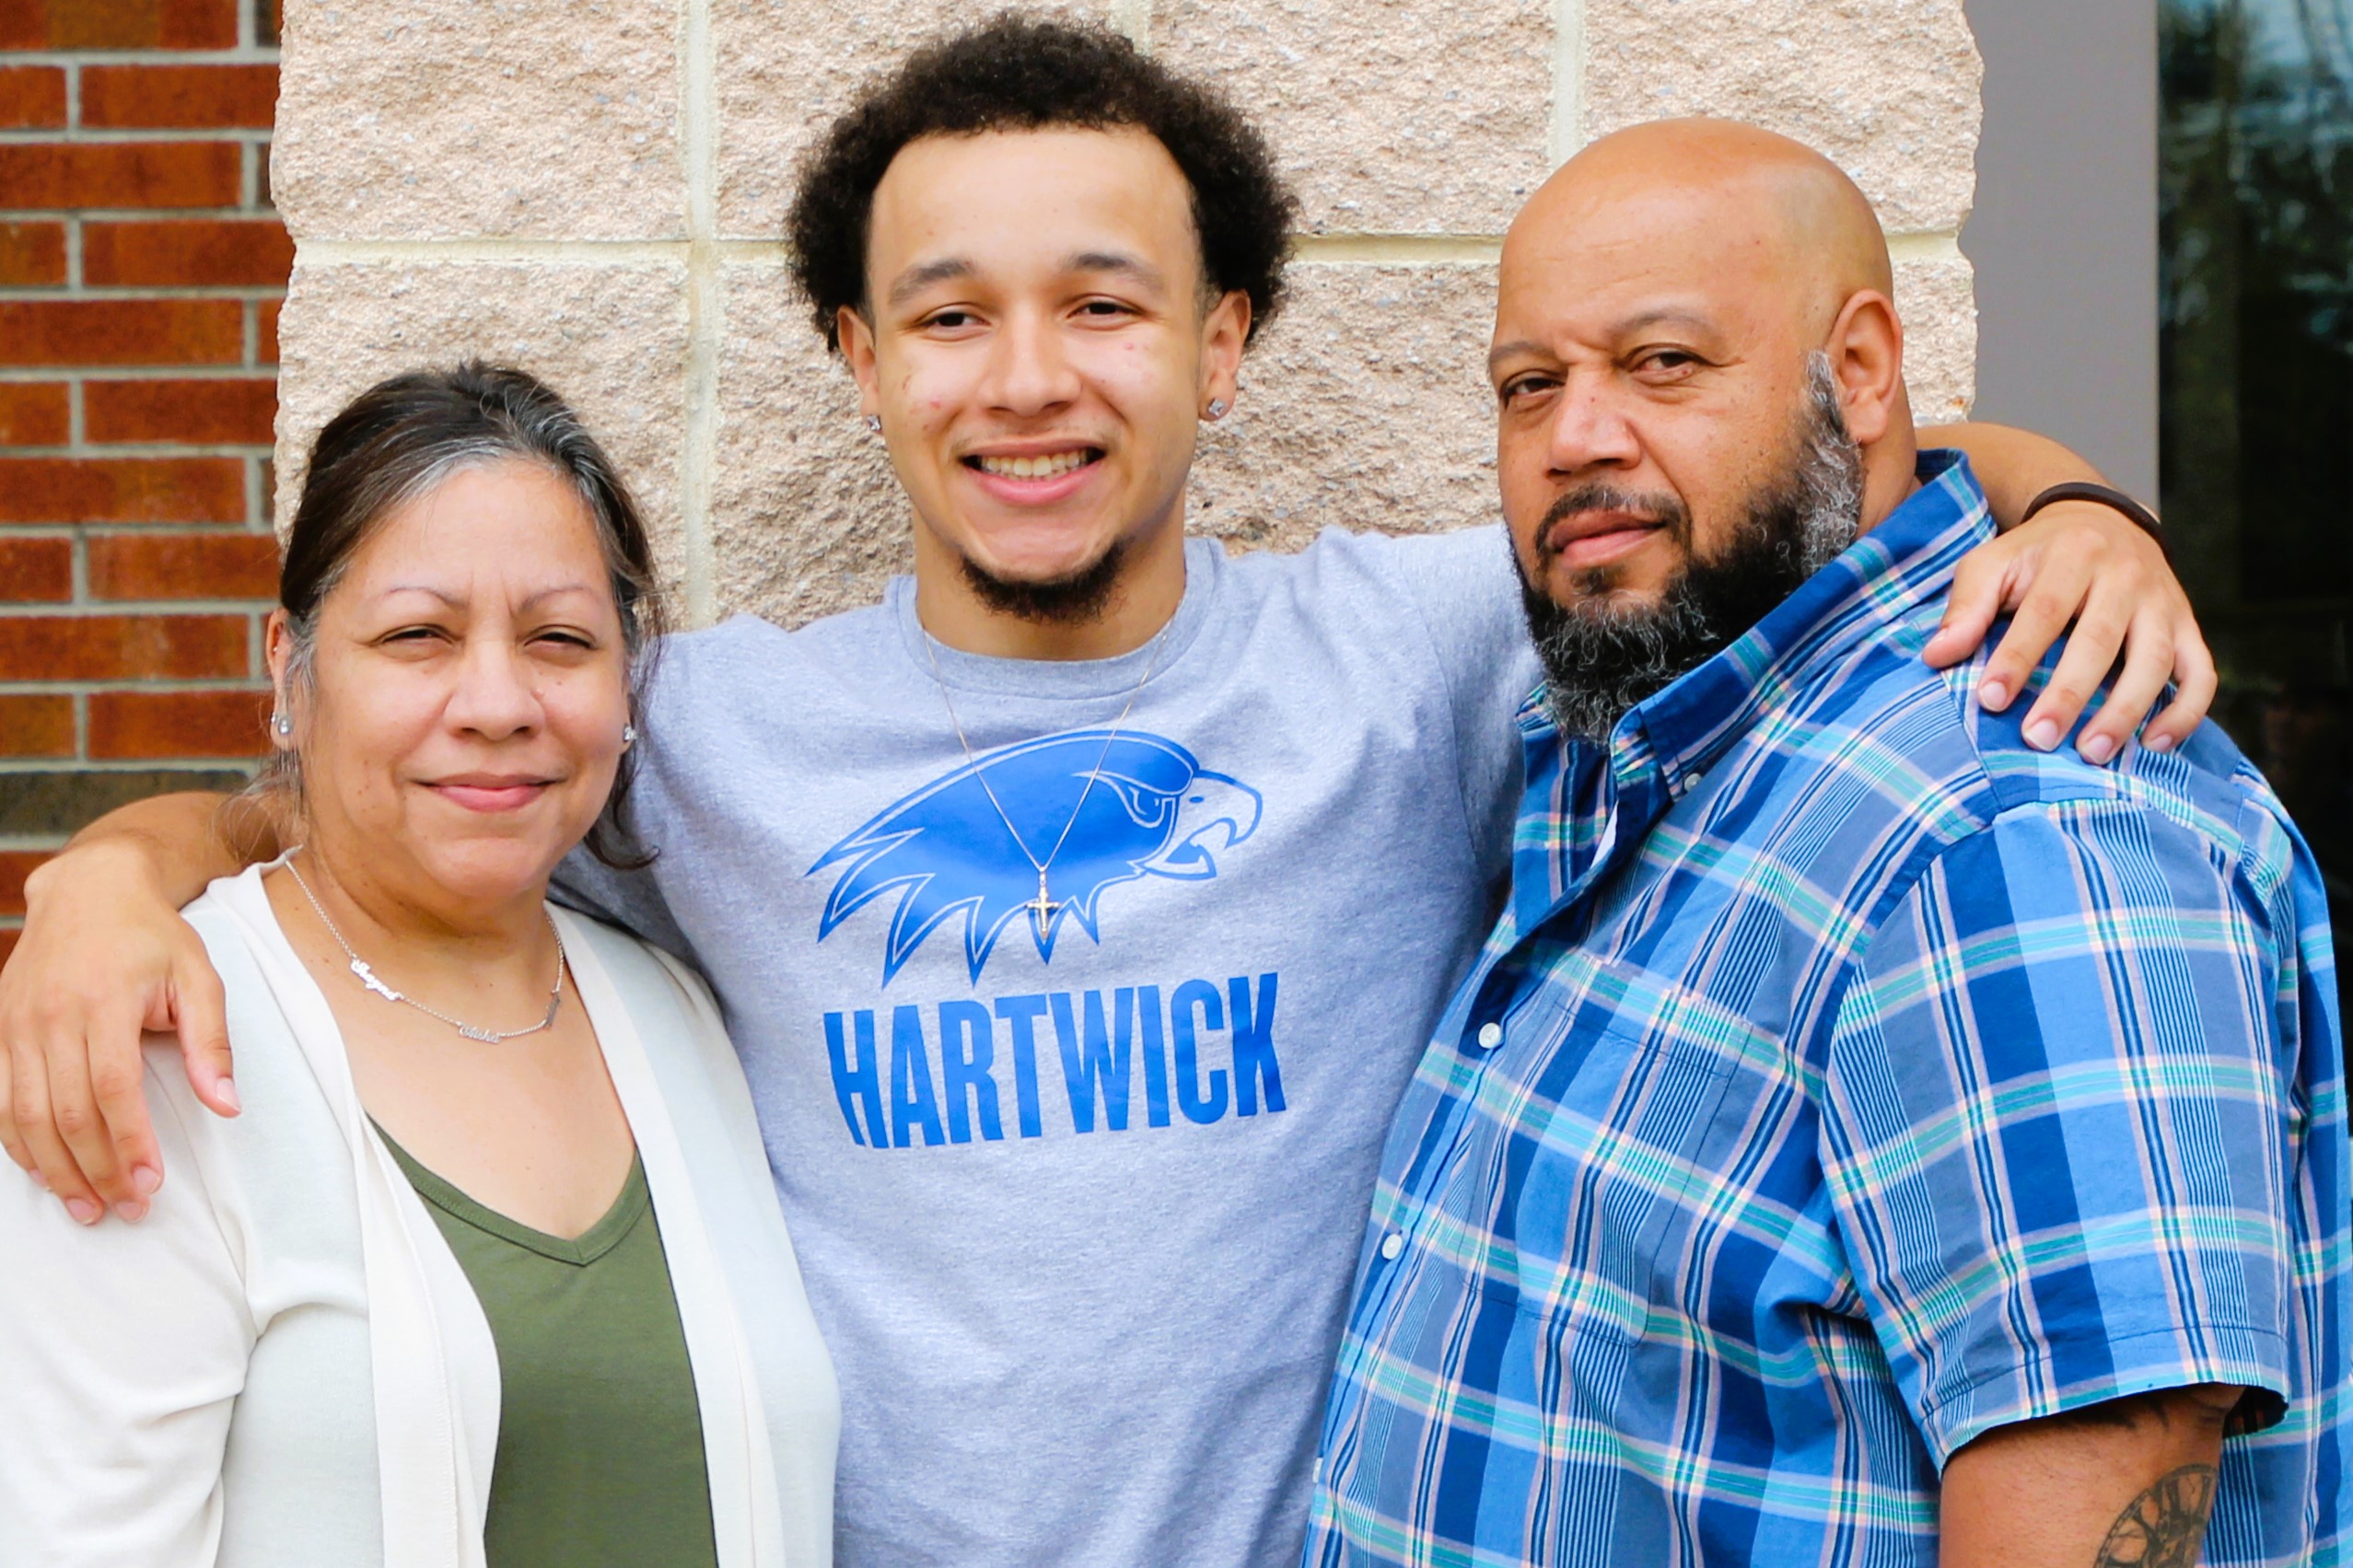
1305 452 2349 1566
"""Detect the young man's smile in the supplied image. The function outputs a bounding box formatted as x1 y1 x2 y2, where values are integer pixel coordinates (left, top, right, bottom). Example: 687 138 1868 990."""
959 438 1109 502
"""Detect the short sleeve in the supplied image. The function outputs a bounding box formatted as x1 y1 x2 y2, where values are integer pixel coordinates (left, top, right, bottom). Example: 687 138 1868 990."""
1370 526 1541 891
1820 798 2301 1465
0 1055 254 1566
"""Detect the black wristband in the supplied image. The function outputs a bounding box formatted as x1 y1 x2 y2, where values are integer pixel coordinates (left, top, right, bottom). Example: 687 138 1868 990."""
2020 482 2170 561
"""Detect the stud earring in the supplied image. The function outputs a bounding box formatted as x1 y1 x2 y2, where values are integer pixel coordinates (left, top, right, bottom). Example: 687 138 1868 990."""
1206 399 1229 420
865 414 882 434
272 713 292 737
622 723 638 748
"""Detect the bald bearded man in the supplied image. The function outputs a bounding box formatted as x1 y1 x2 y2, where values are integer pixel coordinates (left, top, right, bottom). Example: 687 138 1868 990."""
1303 121 2347 1568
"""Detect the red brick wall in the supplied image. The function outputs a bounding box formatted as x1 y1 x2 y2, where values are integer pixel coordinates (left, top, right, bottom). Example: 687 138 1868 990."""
1 0 285 964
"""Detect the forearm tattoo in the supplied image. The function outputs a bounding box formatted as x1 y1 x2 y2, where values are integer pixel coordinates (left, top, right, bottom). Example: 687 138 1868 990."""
2096 1465 2219 1568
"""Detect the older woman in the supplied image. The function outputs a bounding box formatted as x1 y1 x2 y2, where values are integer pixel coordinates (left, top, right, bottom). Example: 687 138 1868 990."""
0 366 836 1568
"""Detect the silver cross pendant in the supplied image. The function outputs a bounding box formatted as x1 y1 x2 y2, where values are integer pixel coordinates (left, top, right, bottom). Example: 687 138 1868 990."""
1024 870 1061 943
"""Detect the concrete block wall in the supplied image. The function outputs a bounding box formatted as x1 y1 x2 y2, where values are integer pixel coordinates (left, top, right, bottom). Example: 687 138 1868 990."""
0 0 287 963
0 0 1986 963
270 0 1984 635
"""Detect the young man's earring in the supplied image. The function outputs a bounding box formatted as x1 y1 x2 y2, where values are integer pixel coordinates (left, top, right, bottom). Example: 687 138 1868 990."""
865 414 882 434
1206 399 1229 420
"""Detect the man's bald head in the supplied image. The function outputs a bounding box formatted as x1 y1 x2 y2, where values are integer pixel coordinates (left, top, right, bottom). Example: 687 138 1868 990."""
1507 118 1894 343
1487 117 1919 743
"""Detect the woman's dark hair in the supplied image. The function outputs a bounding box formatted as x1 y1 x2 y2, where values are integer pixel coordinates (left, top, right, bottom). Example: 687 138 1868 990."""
786 11 1299 352
267 361 664 869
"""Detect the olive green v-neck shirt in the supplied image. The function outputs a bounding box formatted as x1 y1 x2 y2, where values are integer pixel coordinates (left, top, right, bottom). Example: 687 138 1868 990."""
380 1132 719 1568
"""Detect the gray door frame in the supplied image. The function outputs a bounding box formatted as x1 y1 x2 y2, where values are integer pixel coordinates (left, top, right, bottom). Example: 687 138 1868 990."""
1963 0 2160 503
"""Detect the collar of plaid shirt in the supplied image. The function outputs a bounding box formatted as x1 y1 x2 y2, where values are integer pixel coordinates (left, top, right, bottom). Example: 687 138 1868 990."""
1494 447 1987 954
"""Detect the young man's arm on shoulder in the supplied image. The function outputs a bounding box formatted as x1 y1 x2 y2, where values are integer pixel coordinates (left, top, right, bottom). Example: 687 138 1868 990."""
1370 424 2208 784
0 790 266 1221
4 784 695 1221
1920 421 2212 761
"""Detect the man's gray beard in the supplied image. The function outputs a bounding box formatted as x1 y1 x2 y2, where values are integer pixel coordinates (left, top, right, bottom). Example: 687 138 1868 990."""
1520 354 1867 746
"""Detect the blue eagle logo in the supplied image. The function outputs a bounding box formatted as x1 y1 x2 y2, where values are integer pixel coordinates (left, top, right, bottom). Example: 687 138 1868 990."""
808 730 1264 984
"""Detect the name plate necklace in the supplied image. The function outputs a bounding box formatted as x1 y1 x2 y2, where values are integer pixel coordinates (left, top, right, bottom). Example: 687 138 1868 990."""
285 853 567 1043
925 621 1168 944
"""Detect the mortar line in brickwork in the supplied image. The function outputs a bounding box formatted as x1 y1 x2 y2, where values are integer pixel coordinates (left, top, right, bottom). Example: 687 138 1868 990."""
1550 0 1585 166
0 48 278 68
0 441 273 459
290 233 1497 268
1108 0 1152 52
0 129 276 145
0 762 264 780
0 207 279 225
0 679 271 694
288 230 1975 274
294 240 699 264
1287 231 1963 267
0 287 290 303
0 368 279 384
1885 232 1966 264
1294 235 1504 265
0 604 276 621
678 0 721 630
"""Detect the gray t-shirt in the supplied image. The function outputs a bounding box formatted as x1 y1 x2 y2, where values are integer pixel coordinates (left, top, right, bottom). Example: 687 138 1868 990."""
556 526 1537 1566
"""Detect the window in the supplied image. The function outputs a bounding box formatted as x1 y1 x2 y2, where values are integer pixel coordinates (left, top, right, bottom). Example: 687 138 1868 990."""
2161 0 2353 930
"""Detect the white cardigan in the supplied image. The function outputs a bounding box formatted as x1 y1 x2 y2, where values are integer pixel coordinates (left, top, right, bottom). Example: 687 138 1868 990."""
0 866 838 1568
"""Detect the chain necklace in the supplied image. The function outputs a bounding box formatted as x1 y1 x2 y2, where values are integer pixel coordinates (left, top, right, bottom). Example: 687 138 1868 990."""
924 623 1169 944
283 853 567 1043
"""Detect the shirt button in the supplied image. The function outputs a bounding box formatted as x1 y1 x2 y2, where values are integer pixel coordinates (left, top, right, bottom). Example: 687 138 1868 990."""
1475 1022 1503 1051
1379 1232 1405 1261
1682 772 1704 794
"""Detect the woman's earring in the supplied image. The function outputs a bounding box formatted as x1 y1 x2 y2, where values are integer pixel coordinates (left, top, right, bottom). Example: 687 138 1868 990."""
622 723 638 749
272 713 292 737
1206 399 1229 421
864 414 882 434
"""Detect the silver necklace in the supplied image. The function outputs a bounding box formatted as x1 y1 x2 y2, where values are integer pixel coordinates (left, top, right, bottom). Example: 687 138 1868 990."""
924 624 1169 943
284 854 567 1043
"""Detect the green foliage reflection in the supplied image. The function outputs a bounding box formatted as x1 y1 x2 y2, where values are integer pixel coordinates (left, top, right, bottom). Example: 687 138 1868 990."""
2161 0 2352 913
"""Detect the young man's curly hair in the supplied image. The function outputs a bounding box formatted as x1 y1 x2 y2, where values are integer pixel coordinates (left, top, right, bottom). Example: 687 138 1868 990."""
785 11 1299 353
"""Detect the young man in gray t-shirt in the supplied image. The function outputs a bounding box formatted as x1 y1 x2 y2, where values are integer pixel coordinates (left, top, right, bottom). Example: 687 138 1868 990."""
0 17 2212 1567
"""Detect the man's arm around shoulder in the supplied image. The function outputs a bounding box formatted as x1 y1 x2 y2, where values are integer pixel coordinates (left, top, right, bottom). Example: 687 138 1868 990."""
0 789 271 1222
